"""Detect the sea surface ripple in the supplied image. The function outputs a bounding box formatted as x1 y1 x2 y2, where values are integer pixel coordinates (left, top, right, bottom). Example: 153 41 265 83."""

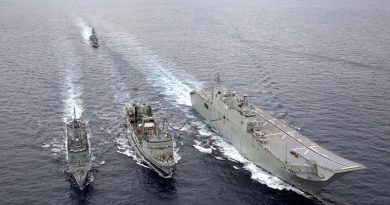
0 0 389 204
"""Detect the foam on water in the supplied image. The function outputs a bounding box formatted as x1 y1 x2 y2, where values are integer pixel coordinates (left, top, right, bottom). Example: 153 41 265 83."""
60 67 83 159
173 141 182 163
214 156 224 160
62 43 84 120
116 133 148 168
42 136 65 158
198 129 213 136
50 148 61 153
209 134 304 195
41 143 50 148
75 17 92 41
193 140 212 154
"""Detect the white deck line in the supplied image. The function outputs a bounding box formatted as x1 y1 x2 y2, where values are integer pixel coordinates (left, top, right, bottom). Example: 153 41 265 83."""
265 132 284 137
254 109 352 167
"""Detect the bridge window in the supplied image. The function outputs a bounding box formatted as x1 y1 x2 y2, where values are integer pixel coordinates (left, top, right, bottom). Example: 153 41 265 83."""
204 103 209 109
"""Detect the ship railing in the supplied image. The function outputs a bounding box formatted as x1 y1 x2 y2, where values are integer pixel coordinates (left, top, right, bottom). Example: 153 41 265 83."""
289 149 323 177
285 164 317 175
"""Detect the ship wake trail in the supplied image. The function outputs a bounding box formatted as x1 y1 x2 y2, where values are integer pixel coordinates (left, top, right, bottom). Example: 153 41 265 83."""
61 52 84 160
99 25 201 106
64 69 83 120
76 17 92 42
43 45 84 157
47 35 85 159
97 21 304 195
73 17 145 169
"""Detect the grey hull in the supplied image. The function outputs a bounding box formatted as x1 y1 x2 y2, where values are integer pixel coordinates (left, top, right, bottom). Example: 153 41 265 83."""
67 149 91 189
66 114 91 190
129 126 174 178
124 103 175 178
190 82 364 196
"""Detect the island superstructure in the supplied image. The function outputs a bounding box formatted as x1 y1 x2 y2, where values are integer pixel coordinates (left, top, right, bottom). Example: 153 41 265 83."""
190 74 365 195
66 109 91 189
124 103 175 177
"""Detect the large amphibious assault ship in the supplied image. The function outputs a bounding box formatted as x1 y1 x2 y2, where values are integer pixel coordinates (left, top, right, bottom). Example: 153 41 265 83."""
124 103 175 177
89 28 99 48
190 74 365 195
66 109 91 189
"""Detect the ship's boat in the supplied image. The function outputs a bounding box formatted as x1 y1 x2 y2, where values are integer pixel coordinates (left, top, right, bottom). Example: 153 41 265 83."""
190 74 365 195
124 103 175 177
89 28 99 48
66 109 91 189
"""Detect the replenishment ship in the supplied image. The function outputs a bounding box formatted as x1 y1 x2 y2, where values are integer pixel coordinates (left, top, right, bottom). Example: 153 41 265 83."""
124 103 175 177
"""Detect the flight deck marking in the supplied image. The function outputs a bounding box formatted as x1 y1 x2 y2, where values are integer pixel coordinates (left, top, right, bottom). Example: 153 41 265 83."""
341 165 360 170
281 134 287 139
292 147 306 151
287 131 297 134
265 132 284 137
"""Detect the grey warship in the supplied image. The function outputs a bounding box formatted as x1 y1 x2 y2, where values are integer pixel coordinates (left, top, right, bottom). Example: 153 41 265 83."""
66 109 91 189
89 28 99 48
190 74 365 195
124 103 175 177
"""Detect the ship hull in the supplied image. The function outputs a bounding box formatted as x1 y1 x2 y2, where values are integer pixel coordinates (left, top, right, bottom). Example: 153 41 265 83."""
190 92 339 195
66 118 91 190
127 119 174 178
67 149 91 189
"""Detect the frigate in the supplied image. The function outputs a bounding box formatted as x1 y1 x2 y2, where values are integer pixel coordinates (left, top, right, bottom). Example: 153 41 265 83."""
124 103 175 177
89 28 99 48
66 109 91 189
190 74 365 195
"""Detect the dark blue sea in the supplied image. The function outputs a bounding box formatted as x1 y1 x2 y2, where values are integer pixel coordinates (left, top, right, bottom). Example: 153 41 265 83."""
1 0 389 204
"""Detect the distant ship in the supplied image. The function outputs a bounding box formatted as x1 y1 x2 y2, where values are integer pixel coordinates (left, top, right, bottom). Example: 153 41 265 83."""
89 28 99 48
190 74 365 195
66 109 91 189
124 103 175 177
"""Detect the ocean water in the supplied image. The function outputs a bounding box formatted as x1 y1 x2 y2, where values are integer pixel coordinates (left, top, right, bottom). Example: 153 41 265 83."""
0 0 389 204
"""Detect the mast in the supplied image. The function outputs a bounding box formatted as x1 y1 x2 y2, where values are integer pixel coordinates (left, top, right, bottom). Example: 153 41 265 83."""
74 107 77 120
215 72 220 92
